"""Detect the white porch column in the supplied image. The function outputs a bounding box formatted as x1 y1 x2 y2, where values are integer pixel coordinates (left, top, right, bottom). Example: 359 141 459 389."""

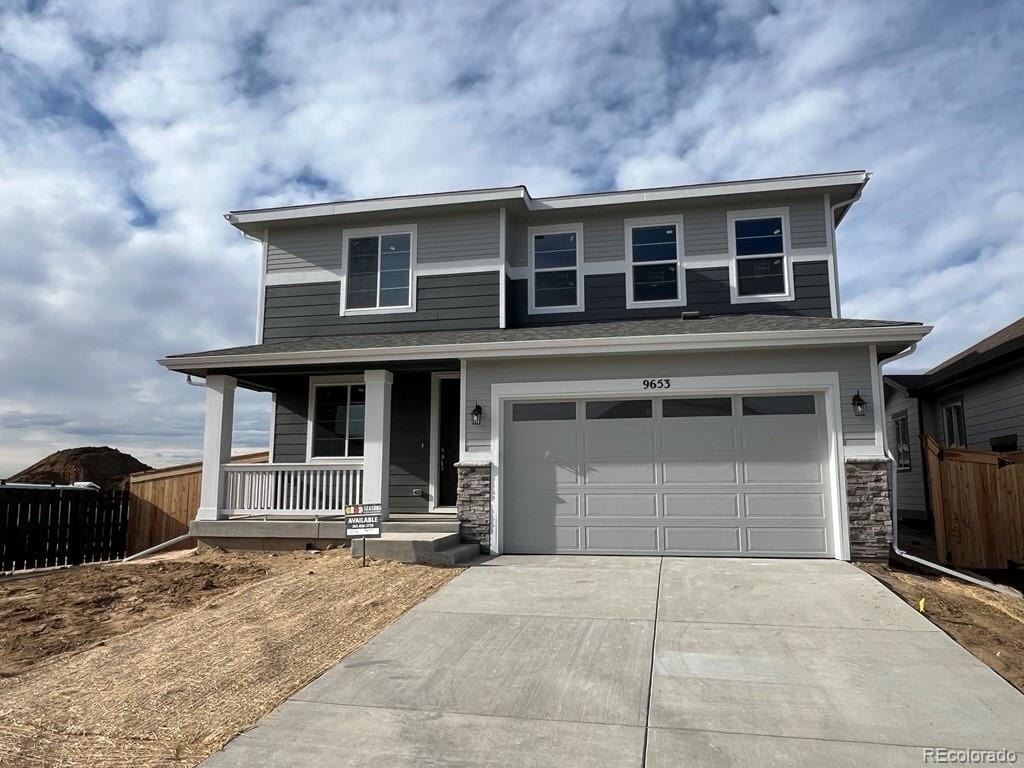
362 370 393 516
196 374 236 521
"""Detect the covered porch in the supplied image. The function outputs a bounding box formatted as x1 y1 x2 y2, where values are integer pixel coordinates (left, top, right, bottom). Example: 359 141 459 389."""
186 360 471 556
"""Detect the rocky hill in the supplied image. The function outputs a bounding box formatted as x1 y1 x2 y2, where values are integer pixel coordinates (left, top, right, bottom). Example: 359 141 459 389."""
8 447 152 490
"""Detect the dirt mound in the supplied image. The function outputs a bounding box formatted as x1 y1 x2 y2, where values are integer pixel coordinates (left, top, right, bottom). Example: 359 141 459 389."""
8 446 151 490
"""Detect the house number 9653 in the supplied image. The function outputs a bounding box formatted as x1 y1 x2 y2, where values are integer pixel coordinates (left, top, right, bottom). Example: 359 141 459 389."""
642 378 671 390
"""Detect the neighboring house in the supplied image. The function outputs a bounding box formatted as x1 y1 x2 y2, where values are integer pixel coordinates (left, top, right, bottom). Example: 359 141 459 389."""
885 317 1024 522
160 170 929 561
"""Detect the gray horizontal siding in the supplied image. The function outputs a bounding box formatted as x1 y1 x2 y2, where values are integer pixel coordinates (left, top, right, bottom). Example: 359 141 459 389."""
923 362 1024 450
273 385 309 462
685 207 727 256
885 390 927 516
263 272 500 341
271 372 432 512
465 345 877 451
507 261 832 327
790 197 828 249
419 210 500 263
267 226 342 272
506 194 829 267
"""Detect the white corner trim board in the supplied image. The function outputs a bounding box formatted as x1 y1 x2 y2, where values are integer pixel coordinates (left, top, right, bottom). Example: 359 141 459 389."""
484 372 852 560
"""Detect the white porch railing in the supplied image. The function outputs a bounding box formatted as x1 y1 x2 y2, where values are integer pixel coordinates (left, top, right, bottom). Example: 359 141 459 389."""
221 463 363 516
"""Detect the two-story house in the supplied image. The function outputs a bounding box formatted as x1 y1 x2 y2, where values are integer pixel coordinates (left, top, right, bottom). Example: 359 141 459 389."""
160 171 930 562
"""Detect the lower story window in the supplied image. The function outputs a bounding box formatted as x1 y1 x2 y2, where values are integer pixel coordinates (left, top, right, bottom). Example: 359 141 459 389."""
893 412 911 470
312 384 365 458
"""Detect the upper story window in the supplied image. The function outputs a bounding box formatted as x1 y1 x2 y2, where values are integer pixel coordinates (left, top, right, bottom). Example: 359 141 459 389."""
942 399 966 448
528 224 583 314
728 209 794 304
893 411 912 471
342 225 416 314
625 216 685 308
309 381 365 459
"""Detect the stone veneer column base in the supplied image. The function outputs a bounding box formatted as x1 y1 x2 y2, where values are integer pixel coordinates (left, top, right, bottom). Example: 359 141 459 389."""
455 461 492 553
845 458 892 561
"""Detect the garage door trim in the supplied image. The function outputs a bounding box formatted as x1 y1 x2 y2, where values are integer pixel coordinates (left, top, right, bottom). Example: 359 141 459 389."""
489 372 850 559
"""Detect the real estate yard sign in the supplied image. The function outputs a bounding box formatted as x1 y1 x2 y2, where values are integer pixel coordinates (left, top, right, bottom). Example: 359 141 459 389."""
345 503 383 566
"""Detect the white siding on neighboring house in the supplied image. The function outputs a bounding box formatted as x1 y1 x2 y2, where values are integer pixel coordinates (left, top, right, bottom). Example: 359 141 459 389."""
464 345 877 453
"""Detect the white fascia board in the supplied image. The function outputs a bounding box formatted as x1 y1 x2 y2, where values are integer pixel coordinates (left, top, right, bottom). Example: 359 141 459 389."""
228 187 528 226
530 171 869 210
159 323 931 371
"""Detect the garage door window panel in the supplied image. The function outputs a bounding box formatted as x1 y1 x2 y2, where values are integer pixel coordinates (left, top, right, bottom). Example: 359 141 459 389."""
512 402 577 422
585 400 653 420
742 395 816 415
663 397 733 418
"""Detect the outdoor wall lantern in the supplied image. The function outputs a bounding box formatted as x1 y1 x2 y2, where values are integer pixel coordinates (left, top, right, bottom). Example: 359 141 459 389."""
471 402 483 426
852 391 866 417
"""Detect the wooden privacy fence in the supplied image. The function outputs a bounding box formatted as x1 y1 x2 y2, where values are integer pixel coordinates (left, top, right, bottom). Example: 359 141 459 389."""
127 451 268 554
0 486 130 573
924 435 1024 569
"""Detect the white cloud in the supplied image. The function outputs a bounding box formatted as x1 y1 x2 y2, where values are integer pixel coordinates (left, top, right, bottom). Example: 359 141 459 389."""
0 0 1021 475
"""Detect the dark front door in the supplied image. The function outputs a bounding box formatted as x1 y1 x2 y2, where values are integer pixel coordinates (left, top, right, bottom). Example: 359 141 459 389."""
437 378 461 508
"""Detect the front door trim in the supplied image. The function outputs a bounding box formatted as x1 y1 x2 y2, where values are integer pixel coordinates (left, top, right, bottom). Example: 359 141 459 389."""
429 372 461 513
489 372 850 560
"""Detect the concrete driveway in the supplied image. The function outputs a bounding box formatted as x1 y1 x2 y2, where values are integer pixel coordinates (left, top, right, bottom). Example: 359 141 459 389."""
204 557 1024 767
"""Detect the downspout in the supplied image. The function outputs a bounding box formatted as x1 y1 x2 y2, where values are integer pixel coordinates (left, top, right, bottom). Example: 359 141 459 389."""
879 345 1018 595
828 178 867 319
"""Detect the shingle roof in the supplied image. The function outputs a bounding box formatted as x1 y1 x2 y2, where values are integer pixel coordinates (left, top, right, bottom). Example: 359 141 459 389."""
889 316 1024 393
165 314 922 361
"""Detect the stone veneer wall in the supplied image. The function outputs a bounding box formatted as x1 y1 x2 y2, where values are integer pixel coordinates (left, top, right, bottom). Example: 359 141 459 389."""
455 461 491 553
845 459 892 560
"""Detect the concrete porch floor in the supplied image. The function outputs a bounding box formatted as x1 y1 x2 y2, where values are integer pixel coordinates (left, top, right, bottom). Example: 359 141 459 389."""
202 557 1024 767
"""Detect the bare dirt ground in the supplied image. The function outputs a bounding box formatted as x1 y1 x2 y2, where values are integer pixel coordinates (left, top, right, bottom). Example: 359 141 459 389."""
861 562 1024 694
0 548 461 767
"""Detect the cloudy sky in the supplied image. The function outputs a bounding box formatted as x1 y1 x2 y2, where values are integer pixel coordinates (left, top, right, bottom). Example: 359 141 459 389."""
0 0 1021 475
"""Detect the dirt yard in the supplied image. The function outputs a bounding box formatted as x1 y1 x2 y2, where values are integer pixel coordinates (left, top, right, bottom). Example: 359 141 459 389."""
0 548 461 767
862 563 1024 693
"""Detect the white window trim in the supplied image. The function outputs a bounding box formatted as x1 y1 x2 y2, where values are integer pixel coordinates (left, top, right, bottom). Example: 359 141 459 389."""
893 411 911 471
942 399 966 448
727 207 795 304
527 223 584 314
340 224 418 316
624 215 686 309
305 374 368 463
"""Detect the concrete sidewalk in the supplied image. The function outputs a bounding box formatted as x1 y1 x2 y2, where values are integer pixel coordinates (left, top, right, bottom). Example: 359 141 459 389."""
203 557 1024 767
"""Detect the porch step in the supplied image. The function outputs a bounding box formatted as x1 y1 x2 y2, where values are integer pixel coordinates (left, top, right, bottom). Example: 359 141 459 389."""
350 532 478 566
382 519 461 534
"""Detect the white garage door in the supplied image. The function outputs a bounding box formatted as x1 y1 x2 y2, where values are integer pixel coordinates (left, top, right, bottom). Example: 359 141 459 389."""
502 393 835 557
